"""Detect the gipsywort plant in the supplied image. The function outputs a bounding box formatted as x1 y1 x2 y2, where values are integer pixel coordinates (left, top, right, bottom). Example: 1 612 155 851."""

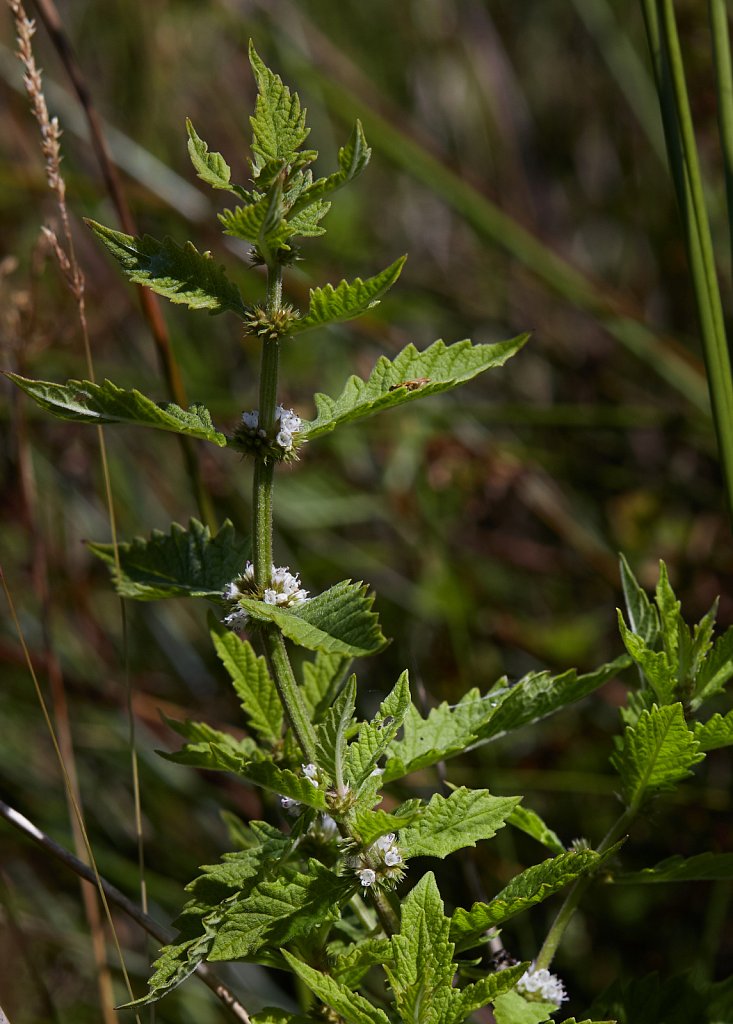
10 43 733 1024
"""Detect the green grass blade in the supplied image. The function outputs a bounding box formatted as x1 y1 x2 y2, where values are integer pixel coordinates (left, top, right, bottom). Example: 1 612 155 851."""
642 0 733 522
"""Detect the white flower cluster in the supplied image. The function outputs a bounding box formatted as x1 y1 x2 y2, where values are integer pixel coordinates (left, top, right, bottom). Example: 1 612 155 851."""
374 832 403 867
240 405 302 453
223 562 309 633
517 965 568 1007
355 832 404 888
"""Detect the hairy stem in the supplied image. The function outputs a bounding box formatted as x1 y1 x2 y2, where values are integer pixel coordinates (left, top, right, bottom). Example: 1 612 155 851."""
534 807 634 970
252 265 282 589
263 627 318 763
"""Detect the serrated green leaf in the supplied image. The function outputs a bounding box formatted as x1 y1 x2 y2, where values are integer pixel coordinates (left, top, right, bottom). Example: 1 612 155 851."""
345 671 411 786
456 965 531 1023
120 933 213 1008
88 519 248 600
210 860 350 960
331 938 394 988
507 806 566 855
693 626 733 706
615 851 733 883
237 580 387 657
302 334 527 439
209 617 283 743
232 761 327 810
385 872 455 1024
186 118 240 195
384 679 513 782
183 822 291 910
218 187 293 254
352 806 423 847
86 219 246 315
610 703 704 808
301 651 353 720
289 120 371 217
400 789 519 860
248 42 311 172
493 990 559 1024
450 849 601 948
693 709 733 750
291 256 406 337
655 561 681 662
7 374 228 447
619 554 660 646
287 197 331 238
617 613 676 703
161 715 260 770
477 657 631 745
282 951 390 1024
316 676 357 789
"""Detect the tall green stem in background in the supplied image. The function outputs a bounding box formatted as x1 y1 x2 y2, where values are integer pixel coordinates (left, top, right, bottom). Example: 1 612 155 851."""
252 265 282 592
642 0 733 526
710 0 733 288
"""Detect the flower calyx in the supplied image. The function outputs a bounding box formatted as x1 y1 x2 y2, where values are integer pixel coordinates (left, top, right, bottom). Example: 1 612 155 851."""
244 302 300 341
349 831 406 891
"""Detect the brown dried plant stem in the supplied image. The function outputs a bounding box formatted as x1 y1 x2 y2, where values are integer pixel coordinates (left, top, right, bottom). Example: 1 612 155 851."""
0 800 252 1023
7 4 119 1018
13 394 116 1024
30 0 215 529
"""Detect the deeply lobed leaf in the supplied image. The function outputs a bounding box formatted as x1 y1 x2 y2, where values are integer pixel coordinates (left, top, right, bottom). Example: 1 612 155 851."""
237 580 388 657
210 617 283 744
611 703 704 808
450 849 601 948
303 334 528 438
400 788 519 860
282 952 390 1024
89 519 248 600
86 220 246 314
248 42 311 172
7 374 228 447
291 256 407 337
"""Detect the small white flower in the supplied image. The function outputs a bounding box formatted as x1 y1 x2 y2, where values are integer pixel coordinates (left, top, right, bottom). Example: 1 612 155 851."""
280 796 302 815
375 833 396 852
320 814 339 838
241 410 259 430
370 767 385 777
223 607 247 634
222 562 309 634
517 965 568 1007
276 429 293 450
357 868 377 888
302 763 319 787
277 406 302 434
384 848 402 867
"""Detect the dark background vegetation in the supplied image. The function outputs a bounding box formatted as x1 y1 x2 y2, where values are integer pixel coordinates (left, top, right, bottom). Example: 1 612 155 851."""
1 1 731 1020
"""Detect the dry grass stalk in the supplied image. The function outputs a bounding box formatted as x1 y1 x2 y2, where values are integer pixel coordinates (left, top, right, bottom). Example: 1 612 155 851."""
7 3 120 1019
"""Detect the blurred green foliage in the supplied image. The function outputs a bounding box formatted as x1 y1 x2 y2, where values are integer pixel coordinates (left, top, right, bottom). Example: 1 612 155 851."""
0 1 731 1020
